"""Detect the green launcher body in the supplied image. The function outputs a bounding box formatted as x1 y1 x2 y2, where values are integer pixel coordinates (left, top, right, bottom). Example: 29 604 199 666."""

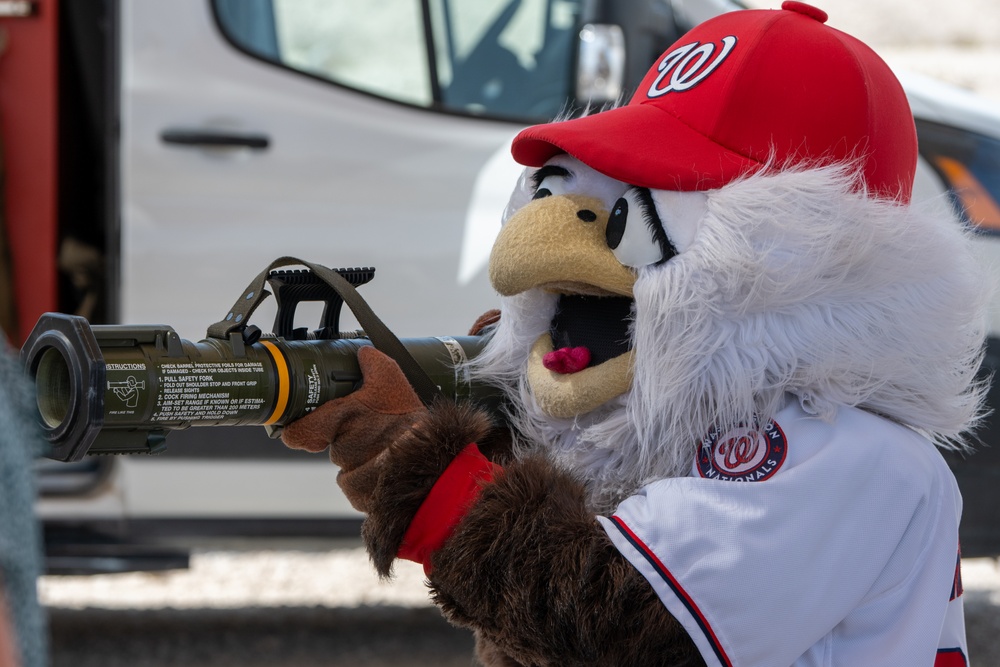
22 313 493 462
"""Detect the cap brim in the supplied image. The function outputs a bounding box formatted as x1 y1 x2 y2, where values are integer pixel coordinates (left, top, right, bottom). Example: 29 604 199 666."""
511 103 762 192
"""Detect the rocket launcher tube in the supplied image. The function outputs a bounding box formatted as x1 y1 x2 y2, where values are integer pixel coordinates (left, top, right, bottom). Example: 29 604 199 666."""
24 259 501 461
22 313 492 462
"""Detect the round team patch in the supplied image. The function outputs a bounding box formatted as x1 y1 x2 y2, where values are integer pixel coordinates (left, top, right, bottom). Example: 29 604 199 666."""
696 418 787 482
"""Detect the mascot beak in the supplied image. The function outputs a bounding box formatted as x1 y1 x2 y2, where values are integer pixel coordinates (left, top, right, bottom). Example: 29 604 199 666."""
489 193 636 418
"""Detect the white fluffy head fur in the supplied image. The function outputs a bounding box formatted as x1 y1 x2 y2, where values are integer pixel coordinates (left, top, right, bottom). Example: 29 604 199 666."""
474 162 990 513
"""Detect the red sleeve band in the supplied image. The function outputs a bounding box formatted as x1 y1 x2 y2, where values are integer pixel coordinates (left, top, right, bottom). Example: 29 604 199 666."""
397 443 500 575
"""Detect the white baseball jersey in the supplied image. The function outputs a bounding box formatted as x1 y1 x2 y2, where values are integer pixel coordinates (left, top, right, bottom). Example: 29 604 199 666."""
599 396 967 667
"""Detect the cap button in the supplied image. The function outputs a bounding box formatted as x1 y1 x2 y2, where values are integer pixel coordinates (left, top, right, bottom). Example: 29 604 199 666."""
781 1 829 23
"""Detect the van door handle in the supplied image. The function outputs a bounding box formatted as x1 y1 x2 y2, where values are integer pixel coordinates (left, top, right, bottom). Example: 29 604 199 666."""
160 129 270 150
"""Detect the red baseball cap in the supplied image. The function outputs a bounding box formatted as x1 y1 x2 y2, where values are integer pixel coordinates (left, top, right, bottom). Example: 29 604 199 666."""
511 1 917 202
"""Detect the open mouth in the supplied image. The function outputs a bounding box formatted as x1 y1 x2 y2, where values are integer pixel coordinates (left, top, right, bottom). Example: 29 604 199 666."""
545 294 634 373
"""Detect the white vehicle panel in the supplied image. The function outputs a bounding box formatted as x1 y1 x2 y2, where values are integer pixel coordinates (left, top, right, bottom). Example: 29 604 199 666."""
46 0 1000 548
120 460 359 518
115 0 528 523
121 0 519 342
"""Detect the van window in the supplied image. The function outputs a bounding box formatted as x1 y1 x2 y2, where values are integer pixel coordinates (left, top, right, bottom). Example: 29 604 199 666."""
211 0 581 122
215 0 431 106
916 119 1000 233
430 0 579 119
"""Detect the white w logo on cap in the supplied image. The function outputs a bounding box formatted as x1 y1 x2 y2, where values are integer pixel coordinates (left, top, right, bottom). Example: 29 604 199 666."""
647 36 737 97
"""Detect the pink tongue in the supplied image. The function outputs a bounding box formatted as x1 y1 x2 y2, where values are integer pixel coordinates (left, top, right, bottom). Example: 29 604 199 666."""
542 346 592 374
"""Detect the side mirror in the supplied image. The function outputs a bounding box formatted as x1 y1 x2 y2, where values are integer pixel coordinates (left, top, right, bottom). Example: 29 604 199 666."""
576 23 626 106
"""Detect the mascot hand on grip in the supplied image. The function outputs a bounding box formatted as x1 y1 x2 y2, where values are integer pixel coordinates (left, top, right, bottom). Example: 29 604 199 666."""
284 3 986 665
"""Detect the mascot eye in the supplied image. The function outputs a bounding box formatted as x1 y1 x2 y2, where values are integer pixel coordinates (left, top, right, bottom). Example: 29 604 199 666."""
531 165 571 200
606 187 677 268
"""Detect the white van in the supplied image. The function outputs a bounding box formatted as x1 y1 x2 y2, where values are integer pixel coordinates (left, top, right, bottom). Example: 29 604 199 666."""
8 0 999 571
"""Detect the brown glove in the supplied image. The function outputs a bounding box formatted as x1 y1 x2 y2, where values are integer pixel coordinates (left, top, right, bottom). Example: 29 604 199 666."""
281 346 427 512
468 309 500 336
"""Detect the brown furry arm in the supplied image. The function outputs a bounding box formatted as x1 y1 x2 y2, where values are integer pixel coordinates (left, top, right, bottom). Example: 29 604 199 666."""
361 400 702 666
362 399 506 577
426 457 704 667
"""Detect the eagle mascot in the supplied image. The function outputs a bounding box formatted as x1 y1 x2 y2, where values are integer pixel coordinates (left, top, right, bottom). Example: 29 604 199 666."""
283 3 985 665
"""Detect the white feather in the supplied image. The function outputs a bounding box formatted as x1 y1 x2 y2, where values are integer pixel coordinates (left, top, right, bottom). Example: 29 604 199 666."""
470 163 991 513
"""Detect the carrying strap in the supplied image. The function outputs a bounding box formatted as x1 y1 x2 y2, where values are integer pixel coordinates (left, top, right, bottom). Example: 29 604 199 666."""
207 256 442 405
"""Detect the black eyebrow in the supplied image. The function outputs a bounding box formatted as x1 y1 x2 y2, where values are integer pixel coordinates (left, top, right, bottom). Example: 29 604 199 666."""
530 164 571 189
632 187 678 265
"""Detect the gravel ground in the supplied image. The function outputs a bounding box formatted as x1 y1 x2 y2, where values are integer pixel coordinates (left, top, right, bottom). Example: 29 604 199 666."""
39 547 433 611
45 605 473 667
38 549 1000 666
39 548 472 667
39 548 468 667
